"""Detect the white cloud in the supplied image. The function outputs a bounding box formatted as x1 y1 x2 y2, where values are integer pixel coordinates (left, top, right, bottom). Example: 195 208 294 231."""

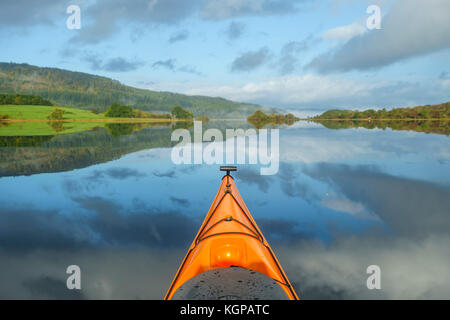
279 134 372 163
277 127 450 166
322 22 366 41
322 198 365 215
185 74 381 107
321 198 379 220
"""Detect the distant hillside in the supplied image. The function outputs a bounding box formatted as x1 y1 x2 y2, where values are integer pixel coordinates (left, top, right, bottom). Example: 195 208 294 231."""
0 63 274 118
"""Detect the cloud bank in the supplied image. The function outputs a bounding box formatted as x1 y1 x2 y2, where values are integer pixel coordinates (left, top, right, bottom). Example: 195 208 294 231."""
307 0 450 73
184 74 450 108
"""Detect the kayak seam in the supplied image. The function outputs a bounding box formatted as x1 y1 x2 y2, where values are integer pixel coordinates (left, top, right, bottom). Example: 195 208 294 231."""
197 190 264 245
197 217 261 242
198 231 260 242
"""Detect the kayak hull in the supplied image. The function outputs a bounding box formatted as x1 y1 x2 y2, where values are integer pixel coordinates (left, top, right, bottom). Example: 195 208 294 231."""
165 174 299 300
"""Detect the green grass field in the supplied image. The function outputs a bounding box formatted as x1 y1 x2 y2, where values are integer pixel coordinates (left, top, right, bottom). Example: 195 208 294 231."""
0 121 105 136
0 105 180 136
0 105 106 120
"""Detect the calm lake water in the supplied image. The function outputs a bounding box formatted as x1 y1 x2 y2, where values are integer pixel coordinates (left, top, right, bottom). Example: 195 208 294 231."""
0 121 449 299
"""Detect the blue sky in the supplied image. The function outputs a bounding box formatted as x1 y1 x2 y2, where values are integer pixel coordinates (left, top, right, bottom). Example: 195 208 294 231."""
1 0 449 110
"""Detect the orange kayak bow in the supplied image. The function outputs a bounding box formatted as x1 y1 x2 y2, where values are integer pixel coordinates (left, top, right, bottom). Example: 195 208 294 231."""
165 166 299 300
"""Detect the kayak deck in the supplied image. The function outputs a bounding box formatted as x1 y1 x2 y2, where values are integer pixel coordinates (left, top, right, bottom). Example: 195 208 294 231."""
172 267 289 300
165 173 299 300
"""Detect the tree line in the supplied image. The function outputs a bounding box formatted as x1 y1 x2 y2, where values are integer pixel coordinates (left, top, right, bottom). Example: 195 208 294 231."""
247 110 299 128
314 102 450 120
105 103 193 119
0 93 53 106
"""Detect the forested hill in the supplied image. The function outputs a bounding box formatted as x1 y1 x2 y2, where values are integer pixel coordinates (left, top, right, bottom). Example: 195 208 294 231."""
0 63 273 118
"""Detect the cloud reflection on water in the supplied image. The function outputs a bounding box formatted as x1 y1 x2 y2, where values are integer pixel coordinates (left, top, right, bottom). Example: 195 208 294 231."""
0 125 449 299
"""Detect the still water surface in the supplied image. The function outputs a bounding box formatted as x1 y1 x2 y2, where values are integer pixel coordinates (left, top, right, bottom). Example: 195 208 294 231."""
0 121 449 299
